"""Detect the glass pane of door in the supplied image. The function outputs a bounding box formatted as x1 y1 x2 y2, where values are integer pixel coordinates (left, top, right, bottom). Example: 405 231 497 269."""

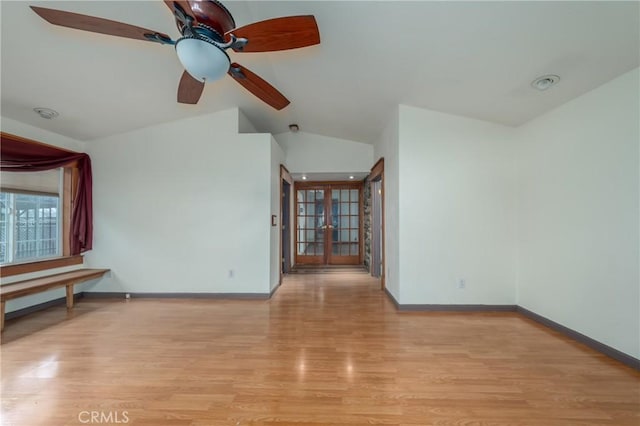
296 189 325 263
329 187 360 264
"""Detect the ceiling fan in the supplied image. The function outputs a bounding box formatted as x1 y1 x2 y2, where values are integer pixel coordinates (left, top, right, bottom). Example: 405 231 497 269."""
30 1 321 110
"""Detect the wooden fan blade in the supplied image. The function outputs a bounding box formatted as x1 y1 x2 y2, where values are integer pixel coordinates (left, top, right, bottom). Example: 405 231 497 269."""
226 16 320 53
31 6 171 42
177 71 205 104
228 63 290 110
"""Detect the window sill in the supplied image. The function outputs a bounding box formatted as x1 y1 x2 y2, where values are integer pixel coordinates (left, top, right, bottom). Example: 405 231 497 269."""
0 255 83 278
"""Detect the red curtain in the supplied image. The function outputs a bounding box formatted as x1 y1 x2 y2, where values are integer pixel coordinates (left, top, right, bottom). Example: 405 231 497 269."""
1 134 93 255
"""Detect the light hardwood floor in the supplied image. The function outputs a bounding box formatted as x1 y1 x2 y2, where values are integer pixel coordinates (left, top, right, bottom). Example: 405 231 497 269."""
1 270 638 425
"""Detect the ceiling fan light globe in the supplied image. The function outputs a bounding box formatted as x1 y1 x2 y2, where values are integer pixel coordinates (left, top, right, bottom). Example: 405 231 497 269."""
175 37 230 82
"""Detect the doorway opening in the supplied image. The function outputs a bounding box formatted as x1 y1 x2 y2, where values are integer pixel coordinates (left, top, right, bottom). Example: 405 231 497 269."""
282 180 292 273
280 166 294 282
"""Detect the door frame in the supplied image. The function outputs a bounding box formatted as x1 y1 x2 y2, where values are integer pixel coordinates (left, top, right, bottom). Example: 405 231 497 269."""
294 180 364 265
369 158 385 290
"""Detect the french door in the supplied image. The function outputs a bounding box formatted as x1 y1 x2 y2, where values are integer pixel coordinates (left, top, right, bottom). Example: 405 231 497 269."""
295 182 362 265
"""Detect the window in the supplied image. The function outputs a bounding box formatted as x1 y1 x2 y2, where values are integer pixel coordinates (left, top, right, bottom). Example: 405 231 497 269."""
0 191 60 264
0 168 63 265
0 133 91 276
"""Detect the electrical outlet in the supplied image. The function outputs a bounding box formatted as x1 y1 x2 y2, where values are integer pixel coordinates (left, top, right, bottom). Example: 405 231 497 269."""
458 279 466 289
228 269 234 279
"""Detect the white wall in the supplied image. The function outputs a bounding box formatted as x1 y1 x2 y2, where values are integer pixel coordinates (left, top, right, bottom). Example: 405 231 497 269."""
516 68 639 358
1 116 85 152
270 136 285 291
274 131 373 174
374 108 400 301
0 116 93 313
83 108 274 295
398 105 517 305
238 109 258 134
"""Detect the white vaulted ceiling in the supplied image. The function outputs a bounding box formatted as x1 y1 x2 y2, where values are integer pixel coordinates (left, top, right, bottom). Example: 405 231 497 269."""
1 1 638 143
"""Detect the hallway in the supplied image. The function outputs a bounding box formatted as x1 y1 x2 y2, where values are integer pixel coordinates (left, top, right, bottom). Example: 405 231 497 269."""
1 271 638 425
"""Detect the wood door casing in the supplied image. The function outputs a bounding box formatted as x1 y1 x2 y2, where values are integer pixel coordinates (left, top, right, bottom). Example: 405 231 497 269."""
294 181 363 266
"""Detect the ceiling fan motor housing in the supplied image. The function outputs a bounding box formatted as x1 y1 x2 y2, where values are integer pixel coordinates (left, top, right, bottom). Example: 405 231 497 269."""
172 0 236 38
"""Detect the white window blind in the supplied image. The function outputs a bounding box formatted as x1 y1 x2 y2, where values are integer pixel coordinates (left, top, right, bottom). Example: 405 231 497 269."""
1 169 61 195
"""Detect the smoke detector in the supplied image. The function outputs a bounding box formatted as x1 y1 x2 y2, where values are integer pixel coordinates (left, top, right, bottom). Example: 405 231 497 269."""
33 107 59 119
531 75 560 91
289 124 299 132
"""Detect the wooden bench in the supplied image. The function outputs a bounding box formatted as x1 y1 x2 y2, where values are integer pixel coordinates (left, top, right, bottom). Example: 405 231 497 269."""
0 268 110 331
